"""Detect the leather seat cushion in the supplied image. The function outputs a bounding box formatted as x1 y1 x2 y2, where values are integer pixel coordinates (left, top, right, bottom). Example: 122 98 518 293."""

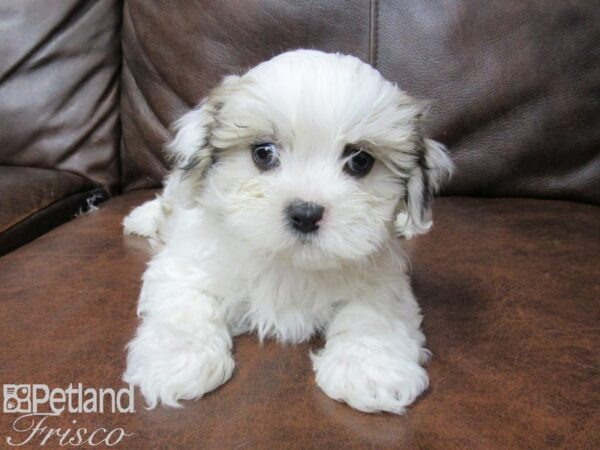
0 190 597 448
0 166 106 256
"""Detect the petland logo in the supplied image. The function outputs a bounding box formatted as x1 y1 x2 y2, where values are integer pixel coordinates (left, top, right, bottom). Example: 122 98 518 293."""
3 383 134 447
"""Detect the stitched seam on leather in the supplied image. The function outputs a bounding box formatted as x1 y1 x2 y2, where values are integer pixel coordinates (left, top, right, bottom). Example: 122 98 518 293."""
369 0 379 67
115 0 127 195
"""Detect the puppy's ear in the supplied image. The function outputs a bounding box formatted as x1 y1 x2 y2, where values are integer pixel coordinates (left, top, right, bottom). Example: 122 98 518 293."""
163 75 240 207
394 118 453 239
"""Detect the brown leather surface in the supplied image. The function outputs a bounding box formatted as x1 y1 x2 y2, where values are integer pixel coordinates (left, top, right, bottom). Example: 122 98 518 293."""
376 0 600 204
0 166 106 256
120 1 600 205
1 190 598 449
0 0 122 193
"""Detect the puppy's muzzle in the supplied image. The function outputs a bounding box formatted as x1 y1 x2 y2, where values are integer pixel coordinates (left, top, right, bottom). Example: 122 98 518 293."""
286 200 324 234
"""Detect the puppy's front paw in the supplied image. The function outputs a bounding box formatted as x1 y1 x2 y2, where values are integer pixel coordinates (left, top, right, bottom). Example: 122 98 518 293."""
124 324 234 408
312 345 428 414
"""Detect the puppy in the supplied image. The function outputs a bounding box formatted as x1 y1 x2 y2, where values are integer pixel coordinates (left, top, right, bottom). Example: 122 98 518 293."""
123 49 453 414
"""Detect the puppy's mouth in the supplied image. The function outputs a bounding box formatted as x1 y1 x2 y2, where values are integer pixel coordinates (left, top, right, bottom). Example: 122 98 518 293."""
289 228 319 244
280 230 351 271
286 246 344 271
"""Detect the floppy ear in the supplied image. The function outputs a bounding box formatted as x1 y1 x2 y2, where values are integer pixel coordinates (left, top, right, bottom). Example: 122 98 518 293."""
394 130 453 239
161 75 240 208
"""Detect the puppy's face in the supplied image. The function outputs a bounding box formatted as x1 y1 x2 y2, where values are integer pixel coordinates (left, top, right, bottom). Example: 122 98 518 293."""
174 51 452 269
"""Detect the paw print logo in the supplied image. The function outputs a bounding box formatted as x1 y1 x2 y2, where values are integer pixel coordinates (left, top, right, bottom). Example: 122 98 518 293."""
3 385 31 413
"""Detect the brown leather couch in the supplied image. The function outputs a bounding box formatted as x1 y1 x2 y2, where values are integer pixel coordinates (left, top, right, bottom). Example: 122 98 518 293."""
1 1 598 448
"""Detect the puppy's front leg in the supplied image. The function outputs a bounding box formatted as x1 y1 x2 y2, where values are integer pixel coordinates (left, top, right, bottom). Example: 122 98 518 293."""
124 252 234 408
312 286 430 414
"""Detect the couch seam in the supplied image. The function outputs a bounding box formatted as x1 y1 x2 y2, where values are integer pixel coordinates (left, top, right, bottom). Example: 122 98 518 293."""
114 0 125 195
369 0 379 67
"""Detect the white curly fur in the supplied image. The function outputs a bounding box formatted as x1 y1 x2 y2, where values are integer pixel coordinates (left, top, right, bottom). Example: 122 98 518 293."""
123 50 452 414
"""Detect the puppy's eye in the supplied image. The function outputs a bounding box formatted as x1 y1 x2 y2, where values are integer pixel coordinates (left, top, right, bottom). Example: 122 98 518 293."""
252 143 280 170
343 145 375 178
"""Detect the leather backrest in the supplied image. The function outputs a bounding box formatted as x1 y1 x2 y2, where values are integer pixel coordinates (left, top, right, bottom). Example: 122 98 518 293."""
121 0 599 204
376 0 600 204
120 0 372 191
0 0 122 193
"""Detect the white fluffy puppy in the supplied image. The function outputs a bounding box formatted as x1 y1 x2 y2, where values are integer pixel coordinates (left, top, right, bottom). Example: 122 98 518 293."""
123 49 453 414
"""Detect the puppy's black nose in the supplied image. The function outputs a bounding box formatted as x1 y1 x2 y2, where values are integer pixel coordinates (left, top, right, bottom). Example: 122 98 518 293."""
286 200 324 233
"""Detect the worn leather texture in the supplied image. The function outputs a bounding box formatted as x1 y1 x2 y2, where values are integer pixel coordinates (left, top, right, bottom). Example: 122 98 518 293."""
0 166 106 256
0 0 122 193
120 0 599 204
0 190 598 449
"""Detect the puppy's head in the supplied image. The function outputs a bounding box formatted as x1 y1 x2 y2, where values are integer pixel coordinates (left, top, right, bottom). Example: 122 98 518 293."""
170 50 453 269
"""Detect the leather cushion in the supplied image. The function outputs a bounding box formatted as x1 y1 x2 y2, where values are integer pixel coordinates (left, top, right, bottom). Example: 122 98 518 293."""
0 166 106 256
0 0 122 193
0 190 597 448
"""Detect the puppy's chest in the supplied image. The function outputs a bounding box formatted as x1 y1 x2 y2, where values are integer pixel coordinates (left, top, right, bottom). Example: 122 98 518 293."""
215 266 347 342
